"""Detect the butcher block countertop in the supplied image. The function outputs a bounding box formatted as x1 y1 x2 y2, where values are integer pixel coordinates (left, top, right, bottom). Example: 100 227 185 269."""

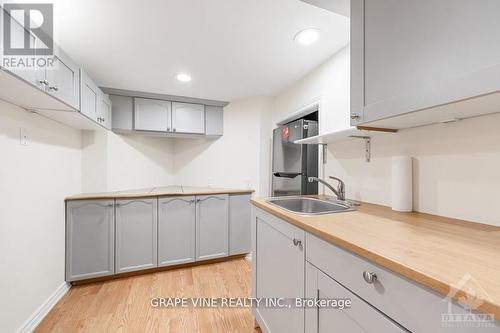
66 186 254 201
251 197 500 318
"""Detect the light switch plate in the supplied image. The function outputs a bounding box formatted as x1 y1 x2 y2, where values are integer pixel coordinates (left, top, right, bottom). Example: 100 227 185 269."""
20 128 29 146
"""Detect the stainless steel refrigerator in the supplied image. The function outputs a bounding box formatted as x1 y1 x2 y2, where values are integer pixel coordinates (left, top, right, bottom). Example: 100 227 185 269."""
271 119 318 196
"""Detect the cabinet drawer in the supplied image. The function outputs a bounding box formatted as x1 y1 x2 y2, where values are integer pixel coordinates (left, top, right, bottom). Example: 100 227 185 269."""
306 233 474 333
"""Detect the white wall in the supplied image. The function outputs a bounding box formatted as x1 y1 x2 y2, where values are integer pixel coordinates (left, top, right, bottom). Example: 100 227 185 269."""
81 131 175 193
325 113 500 226
0 100 82 333
174 97 274 196
273 44 500 226
274 45 350 133
106 132 175 191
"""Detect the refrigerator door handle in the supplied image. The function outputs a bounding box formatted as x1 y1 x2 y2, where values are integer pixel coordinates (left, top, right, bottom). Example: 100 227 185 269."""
273 172 302 178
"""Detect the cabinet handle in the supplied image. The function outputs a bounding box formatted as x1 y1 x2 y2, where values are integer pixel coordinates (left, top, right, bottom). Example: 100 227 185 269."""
190 199 195 204
167 127 171 131
49 85 59 91
173 128 177 132
362 271 377 284
292 238 302 247
106 204 114 207
350 113 361 120
196 199 201 203
39 79 49 86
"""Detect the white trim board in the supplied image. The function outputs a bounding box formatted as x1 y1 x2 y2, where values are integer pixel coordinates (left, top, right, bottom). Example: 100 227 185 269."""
16 282 71 333
275 97 322 126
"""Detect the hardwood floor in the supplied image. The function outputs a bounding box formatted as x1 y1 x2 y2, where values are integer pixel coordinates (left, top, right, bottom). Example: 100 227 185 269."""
36 258 261 333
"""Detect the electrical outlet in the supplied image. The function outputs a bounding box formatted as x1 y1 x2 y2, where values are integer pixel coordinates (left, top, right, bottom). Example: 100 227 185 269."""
20 128 29 146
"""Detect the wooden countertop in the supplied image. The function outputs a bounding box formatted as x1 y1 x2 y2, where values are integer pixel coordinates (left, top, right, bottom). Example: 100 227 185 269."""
66 186 254 200
251 197 500 318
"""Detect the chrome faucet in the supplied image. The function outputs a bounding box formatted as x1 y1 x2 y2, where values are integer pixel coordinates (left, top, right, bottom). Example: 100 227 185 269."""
308 176 346 201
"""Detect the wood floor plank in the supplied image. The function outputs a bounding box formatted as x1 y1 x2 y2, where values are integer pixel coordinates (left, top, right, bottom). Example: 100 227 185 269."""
35 258 261 333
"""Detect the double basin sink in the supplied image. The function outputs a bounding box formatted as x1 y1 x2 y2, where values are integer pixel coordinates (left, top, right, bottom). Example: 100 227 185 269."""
266 196 355 215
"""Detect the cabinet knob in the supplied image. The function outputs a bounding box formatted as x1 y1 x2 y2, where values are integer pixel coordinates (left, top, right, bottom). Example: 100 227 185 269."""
39 79 49 86
350 113 361 120
49 85 59 91
362 271 377 284
173 128 177 132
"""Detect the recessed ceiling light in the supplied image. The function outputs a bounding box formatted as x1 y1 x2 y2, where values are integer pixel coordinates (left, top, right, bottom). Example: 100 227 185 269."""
294 28 320 45
176 73 192 82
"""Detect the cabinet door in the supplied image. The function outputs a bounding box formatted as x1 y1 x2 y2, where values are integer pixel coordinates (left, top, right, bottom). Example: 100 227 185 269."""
229 194 251 255
305 262 405 333
110 95 133 131
171 102 205 134
134 98 171 132
66 200 114 281
158 196 196 266
196 194 228 261
2 11 46 90
115 198 158 273
255 211 305 333
205 105 223 136
352 0 500 126
80 70 99 121
45 45 80 109
98 91 112 129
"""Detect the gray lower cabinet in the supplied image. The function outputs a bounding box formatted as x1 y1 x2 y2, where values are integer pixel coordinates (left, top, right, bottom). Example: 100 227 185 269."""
196 194 229 260
158 196 196 266
229 194 251 255
66 200 115 282
115 198 158 273
253 208 305 333
305 262 404 333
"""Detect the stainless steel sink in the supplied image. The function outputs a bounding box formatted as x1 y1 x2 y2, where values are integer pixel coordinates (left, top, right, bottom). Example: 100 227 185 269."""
266 196 355 215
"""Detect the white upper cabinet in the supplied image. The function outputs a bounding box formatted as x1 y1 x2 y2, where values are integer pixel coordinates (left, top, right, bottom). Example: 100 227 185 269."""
98 91 112 129
134 98 172 132
113 94 224 137
351 0 500 129
171 102 205 134
45 45 80 110
0 8 80 111
205 105 224 136
80 69 99 121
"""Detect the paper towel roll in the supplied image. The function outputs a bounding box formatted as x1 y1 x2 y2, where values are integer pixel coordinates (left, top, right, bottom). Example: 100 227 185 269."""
391 156 413 212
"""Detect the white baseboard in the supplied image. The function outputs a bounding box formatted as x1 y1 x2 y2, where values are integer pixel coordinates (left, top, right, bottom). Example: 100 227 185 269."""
17 282 71 333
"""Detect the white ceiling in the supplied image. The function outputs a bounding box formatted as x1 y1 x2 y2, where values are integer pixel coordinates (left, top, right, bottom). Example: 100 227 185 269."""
44 0 349 102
